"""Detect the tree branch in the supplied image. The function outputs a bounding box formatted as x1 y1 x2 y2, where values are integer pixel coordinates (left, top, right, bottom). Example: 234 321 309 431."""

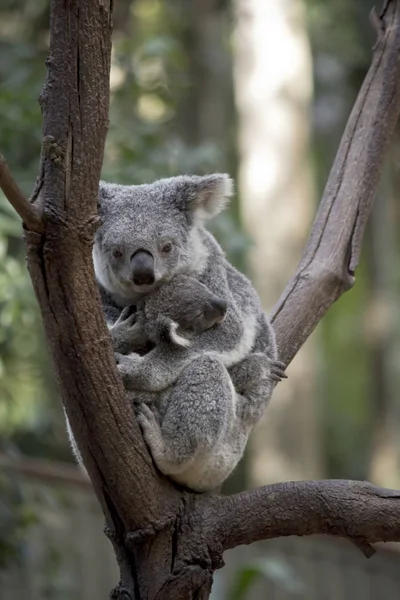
0 153 44 232
207 480 400 553
271 0 400 365
2 0 400 596
196 0 400 562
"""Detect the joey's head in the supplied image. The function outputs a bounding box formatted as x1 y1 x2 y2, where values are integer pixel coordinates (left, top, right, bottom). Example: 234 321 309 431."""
144 275 228 346
93 174 234 304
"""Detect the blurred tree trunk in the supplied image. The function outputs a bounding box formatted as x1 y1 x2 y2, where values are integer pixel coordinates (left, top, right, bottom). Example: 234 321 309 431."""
367 147 400 489
178 0 233 170
233 0 321 484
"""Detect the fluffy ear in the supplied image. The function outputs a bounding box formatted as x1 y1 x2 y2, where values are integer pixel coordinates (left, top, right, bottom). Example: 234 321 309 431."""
97 181 119 216
178 174 234 222
149 316 192 347
168 322 192 348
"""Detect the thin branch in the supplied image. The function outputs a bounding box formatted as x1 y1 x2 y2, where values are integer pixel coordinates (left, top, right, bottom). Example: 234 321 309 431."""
271 0 400 365
0 153 44 233
206 480 400 553
0 452 90 488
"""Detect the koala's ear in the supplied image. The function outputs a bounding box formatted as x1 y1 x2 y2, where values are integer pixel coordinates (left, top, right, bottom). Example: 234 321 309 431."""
149 316 192 347
98 181 117 216
180 174 234 222
168 322 192 348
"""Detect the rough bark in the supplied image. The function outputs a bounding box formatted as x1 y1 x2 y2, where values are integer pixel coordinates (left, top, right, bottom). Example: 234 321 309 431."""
1 1 400 599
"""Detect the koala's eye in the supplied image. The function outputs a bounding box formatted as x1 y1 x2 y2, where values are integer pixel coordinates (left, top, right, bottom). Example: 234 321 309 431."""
161 242 173 254
112 248 123 259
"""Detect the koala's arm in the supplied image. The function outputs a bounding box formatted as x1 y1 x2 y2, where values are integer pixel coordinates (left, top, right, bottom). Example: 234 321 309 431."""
115 345 191 393
109 307 154 355
229 353 286 428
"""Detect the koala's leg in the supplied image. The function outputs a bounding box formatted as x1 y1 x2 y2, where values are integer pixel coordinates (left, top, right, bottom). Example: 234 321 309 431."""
137 356 233 478
137 404 195 475
115 346 190 392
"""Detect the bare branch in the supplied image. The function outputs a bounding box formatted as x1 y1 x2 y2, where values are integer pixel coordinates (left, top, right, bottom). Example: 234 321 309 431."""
0 452 90 488
206 480 400 553
271 0 400 365
0 153 44 232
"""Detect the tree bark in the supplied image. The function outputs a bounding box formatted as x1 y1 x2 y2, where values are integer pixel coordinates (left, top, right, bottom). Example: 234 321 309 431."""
1 1 400 599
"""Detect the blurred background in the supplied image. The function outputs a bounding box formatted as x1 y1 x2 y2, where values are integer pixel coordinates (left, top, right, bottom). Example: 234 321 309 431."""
1 0 400 598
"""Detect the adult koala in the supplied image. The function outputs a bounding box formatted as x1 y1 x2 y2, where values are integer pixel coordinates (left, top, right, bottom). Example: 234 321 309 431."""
85 174 281 490
94 172 280 394
94 174 274 359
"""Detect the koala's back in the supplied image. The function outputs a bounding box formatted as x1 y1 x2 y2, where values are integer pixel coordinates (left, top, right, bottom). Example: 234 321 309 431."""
192 230 275 363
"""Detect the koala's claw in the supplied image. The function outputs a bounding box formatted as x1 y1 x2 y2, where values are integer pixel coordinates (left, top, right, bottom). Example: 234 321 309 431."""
114 305 137 328
270 360 287 382
137 405 160 444
137 403 155 425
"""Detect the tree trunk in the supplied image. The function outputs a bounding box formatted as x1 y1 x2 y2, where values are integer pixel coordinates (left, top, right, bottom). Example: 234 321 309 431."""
177 0 233 170
233 0 321 484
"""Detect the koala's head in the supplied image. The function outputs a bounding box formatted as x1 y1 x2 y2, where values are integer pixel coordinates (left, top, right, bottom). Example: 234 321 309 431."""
94 174 233 304
143 274 228 347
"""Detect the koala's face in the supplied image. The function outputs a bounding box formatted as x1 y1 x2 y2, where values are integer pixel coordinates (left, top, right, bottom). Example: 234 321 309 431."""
143 275 228 347
160 275 228 334
94 175 233 304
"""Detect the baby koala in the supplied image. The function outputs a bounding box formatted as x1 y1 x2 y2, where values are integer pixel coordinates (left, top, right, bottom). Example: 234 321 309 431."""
114 274 285 492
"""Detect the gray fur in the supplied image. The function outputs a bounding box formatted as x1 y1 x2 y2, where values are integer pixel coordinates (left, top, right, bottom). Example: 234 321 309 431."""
94 174 277 363
66 174 284 489
113 274 285 492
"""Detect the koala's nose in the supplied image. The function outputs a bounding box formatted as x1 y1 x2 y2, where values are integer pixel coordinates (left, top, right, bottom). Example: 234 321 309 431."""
209 297 228 322
130 250 155 286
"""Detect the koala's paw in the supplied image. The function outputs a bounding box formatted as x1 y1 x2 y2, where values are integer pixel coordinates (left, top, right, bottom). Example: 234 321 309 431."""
114 352 142 386
112 306 137 331
110 307 139 352
136 405 162 446
269 360 288 382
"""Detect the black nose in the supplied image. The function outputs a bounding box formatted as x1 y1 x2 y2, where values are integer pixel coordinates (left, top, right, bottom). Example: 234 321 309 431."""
209 297 227 321
130 250 155 286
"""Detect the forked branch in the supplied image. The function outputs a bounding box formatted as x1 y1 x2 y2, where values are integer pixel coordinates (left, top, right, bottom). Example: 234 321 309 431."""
203 0 400 557
271 0 400 365
0 0 400 595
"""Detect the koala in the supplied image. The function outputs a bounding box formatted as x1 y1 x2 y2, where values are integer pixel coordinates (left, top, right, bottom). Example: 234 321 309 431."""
65 273 229 477
94 174 280 367
112 274 285 492
112 273 227 357
115 275 281 397
65 174 284 485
